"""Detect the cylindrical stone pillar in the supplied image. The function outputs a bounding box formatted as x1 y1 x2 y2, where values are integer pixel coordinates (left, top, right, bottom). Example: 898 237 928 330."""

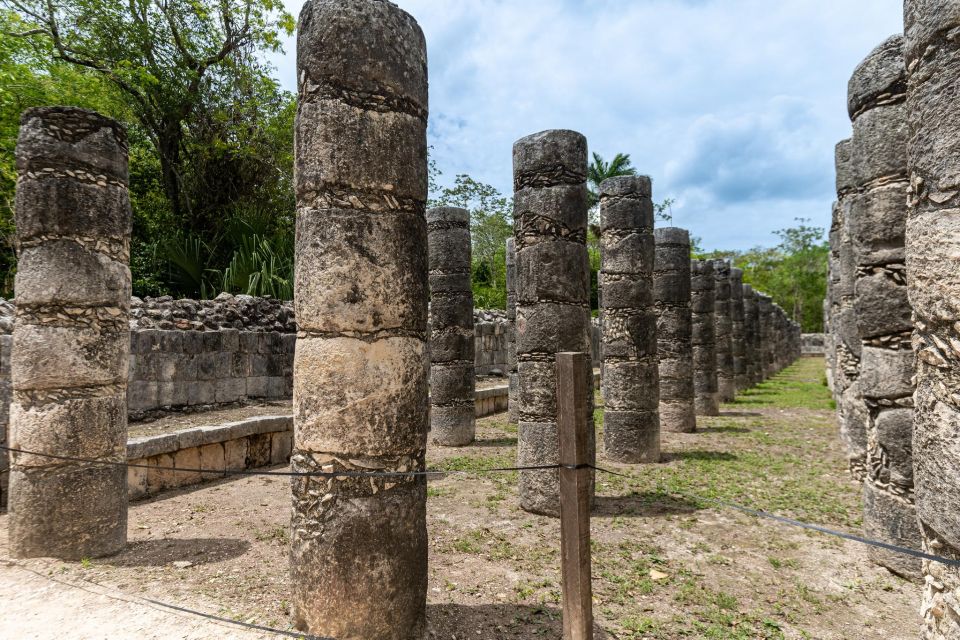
690 260 719 416
428 206 476 446
506 237 519 424
757 293 773 380
743 284 761 386
654 228 696 433
291 1 429 636
846 34 920 580
514 129 595 516
712 259 735 401
905 4 960 632
598 176 659 463
8 107 131 560
730 268 748 392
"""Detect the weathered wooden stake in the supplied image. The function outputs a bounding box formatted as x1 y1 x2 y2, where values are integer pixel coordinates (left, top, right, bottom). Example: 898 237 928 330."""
557 351 594 640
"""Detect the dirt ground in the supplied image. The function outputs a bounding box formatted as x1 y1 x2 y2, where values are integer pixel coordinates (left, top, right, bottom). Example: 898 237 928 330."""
0 357 921 639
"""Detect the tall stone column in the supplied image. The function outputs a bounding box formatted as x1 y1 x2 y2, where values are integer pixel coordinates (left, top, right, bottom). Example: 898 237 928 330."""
8 107 131 559
743 284 760 386
291 1 429 636
654 228 696 433
690 260 719 416
730 268 748 392
905 4 960 632
834 138 869 481
757 293 773 380
712 260 735 401
598 176 659 463
846 34 920 580
506 237 519 424
428 206 475 446
514 129 594 516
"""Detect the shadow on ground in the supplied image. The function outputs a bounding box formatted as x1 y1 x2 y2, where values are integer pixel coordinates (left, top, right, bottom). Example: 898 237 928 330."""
592 491 700 518
101 538 250 567
428 603 612 638
663 450 738 462
469 436 518 448
698 425 752 434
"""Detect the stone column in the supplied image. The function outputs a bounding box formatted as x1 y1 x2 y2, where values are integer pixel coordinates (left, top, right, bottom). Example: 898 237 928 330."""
730 268 748 392
712 260 735 401
8 107 131 559
846 35 919 580
428 206 475 446
598 176 659 463
690 260 719 416
506 237 519 424
743 284 760 386
904 5 960 631
514 129 594 516
756 293 773 380
654 228 696 433
834 138 869 481
291 1 429 636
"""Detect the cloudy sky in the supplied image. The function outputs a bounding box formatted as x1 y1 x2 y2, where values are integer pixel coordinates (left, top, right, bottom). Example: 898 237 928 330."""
270 0 903 251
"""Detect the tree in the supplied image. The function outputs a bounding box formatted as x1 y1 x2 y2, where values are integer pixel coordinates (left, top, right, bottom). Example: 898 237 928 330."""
431 174 513 309
2 0 294 223
587 151 636 209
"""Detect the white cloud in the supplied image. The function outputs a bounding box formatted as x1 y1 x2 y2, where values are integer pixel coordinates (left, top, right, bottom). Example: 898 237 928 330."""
271 0 903 250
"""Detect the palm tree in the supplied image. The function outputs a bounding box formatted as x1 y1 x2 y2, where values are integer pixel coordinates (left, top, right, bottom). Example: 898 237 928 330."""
587 152 637 207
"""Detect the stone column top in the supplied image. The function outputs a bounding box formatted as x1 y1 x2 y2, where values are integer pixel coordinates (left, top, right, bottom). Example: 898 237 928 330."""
512 129 588 189
296 0 428 118
599 175 652 198
847 34 906 119
654 227 689 246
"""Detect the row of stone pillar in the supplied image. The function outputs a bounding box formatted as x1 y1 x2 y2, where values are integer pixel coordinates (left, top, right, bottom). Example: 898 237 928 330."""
3 4 801 640
826 34 921 586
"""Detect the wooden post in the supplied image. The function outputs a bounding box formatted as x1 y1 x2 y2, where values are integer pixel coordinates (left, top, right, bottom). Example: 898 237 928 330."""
557 352 594 640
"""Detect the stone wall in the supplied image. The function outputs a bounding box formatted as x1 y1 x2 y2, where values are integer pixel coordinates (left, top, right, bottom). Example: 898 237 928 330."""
128 329 295 417
801 333 827 355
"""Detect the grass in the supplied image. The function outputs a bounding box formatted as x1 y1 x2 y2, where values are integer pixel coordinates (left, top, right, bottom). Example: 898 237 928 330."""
424 357 907 639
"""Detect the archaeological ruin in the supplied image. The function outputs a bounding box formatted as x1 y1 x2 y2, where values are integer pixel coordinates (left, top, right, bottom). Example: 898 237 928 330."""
8 107 131 560
846 34 921 580
712 259 736 403
598 175 659 463
653 227 696 433
904 2 960 636
290 0 430 635
513 128 595 516
427 206 476 446
690 259 719 416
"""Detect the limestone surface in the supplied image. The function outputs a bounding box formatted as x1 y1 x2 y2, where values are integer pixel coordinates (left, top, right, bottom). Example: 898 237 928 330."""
513 129 594 516
654 228 696 433
599 176 659 462
428 207 476 446
291 1 429 637
690 260 719 416
9 107 131 560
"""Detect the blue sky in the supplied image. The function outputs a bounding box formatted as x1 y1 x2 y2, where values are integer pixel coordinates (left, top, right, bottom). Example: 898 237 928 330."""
270 0 903 251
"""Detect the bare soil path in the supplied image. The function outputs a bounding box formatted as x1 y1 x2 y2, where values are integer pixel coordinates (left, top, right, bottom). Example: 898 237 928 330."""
0 357 919 639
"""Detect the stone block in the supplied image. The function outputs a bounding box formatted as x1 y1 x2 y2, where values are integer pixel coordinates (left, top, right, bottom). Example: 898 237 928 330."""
10 394 126 466
199 443 225 474
215 378 246 404
224 438 248 471
271 431 293 464
15 241 130 308
127 462 148 501
246 433 272 468
173 447 202 486
147 453 176 494
188 380 215 406
294 335 428 456
12 323 128 390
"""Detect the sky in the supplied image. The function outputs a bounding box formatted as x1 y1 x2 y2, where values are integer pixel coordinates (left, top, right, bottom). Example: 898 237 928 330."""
269 0 904 252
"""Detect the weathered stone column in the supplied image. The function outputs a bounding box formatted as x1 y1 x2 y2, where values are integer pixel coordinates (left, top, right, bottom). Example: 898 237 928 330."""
598 176 659 463
743 284 761 386
514 129 594 516
834 139 869 481
712 260 735 401
654 228 696 433
291 1 429 636
428 206 475 446
846 34 920 580
506 237 519 424
756 293 773 380
8 107 131 559
690 260 719 416
730 268 748 392
904 4 960 631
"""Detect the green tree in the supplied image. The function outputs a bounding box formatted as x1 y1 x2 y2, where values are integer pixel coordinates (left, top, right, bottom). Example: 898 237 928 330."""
3 0 294 223
587 151 636 210
432 174 513 309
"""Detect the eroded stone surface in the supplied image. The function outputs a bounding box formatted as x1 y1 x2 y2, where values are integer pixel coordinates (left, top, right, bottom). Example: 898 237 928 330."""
599 176 659 462
690 260 718 416
8 107 130 560
292 1 429 636
654 228 695 433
